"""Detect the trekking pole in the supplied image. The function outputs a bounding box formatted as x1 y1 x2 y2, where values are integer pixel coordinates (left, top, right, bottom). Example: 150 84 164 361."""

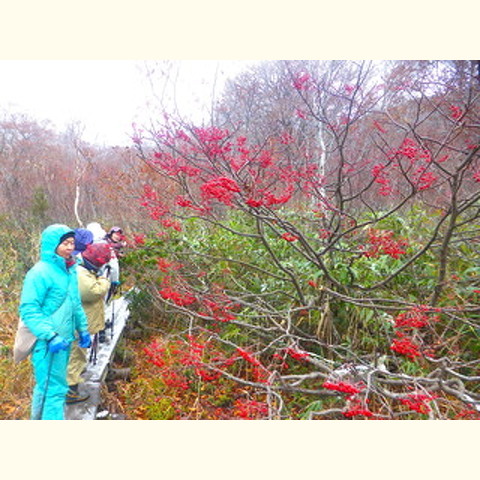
37 350 54 420
89 333 99 365
111 285 117 340
103 282 115 337
103 266 115 338
104 265 113 303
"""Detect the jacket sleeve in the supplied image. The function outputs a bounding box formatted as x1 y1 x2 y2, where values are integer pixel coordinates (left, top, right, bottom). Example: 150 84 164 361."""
71 270 89 334
19 266 57 341
78 269 111 304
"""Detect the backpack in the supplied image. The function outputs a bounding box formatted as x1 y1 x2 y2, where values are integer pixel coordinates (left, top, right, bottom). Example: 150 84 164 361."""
13 319 37 363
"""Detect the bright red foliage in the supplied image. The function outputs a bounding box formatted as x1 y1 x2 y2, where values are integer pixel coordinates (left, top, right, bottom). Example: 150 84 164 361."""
400 393 437 414
323 381 365 395
201 176 241 206
362 229 408 259
234 398 269 419
281 232 299 242
390 336 421 359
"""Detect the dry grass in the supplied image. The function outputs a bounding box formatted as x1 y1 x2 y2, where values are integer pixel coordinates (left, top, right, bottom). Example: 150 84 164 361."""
0 310 33 420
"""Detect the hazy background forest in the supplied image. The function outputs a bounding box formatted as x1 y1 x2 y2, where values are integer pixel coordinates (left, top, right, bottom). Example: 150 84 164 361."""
1 60 479 420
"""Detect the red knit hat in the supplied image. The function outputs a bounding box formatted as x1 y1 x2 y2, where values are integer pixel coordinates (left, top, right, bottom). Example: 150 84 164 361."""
82 243 112 267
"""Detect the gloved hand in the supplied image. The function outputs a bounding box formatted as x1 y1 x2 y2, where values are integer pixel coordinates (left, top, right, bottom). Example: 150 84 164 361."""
112 281 121 288
48 335 70 353
79 331 92 348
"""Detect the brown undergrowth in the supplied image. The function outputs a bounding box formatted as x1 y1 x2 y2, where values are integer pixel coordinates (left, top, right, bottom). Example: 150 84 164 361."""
0 311 33 420
104 336 269 420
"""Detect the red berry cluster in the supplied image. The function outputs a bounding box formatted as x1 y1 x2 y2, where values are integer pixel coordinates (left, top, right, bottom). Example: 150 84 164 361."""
390 306 441 360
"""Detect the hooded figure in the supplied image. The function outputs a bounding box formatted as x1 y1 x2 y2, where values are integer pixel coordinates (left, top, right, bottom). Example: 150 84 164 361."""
106 226 126 257
86 222 107 243
66 242 112 404
104 226 126 286
73 228 94 256
19 224 90 420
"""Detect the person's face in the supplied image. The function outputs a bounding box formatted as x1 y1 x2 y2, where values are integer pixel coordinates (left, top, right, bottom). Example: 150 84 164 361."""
112 231 123 242
56 237 75 259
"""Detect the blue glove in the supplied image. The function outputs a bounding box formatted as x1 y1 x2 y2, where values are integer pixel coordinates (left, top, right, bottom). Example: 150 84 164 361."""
48 335 69 353
79 331 92 348
112 281 121 288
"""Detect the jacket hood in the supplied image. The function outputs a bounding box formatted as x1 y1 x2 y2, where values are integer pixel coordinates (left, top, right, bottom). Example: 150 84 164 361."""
86 222 106 242
73 228 94 255
40 224 75 263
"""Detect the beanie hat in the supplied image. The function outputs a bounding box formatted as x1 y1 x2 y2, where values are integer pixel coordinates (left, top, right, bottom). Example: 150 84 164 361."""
82 243 112 268
58 231 75 246
74 228 94 255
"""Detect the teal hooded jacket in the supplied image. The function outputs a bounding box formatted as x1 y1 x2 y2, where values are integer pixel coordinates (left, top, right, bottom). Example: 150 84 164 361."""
19 224 88 342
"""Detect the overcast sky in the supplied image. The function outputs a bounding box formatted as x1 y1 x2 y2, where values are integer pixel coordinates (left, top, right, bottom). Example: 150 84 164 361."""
0 60 258 146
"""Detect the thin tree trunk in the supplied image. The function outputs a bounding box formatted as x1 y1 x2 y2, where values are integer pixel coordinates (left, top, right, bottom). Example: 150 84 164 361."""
74 182 83 227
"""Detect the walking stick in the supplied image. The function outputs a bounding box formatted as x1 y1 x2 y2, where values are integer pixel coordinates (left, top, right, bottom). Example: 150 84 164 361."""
89 332 99 365
110 290 116 340
103 265 116 339
36 350 54 420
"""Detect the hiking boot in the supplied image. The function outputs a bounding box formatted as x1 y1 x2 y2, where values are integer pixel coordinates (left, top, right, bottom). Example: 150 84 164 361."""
66 385 90 404
98 329 106 343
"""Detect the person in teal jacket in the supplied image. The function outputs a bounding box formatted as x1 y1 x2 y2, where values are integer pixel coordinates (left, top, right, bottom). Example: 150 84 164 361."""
19 224 91 420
